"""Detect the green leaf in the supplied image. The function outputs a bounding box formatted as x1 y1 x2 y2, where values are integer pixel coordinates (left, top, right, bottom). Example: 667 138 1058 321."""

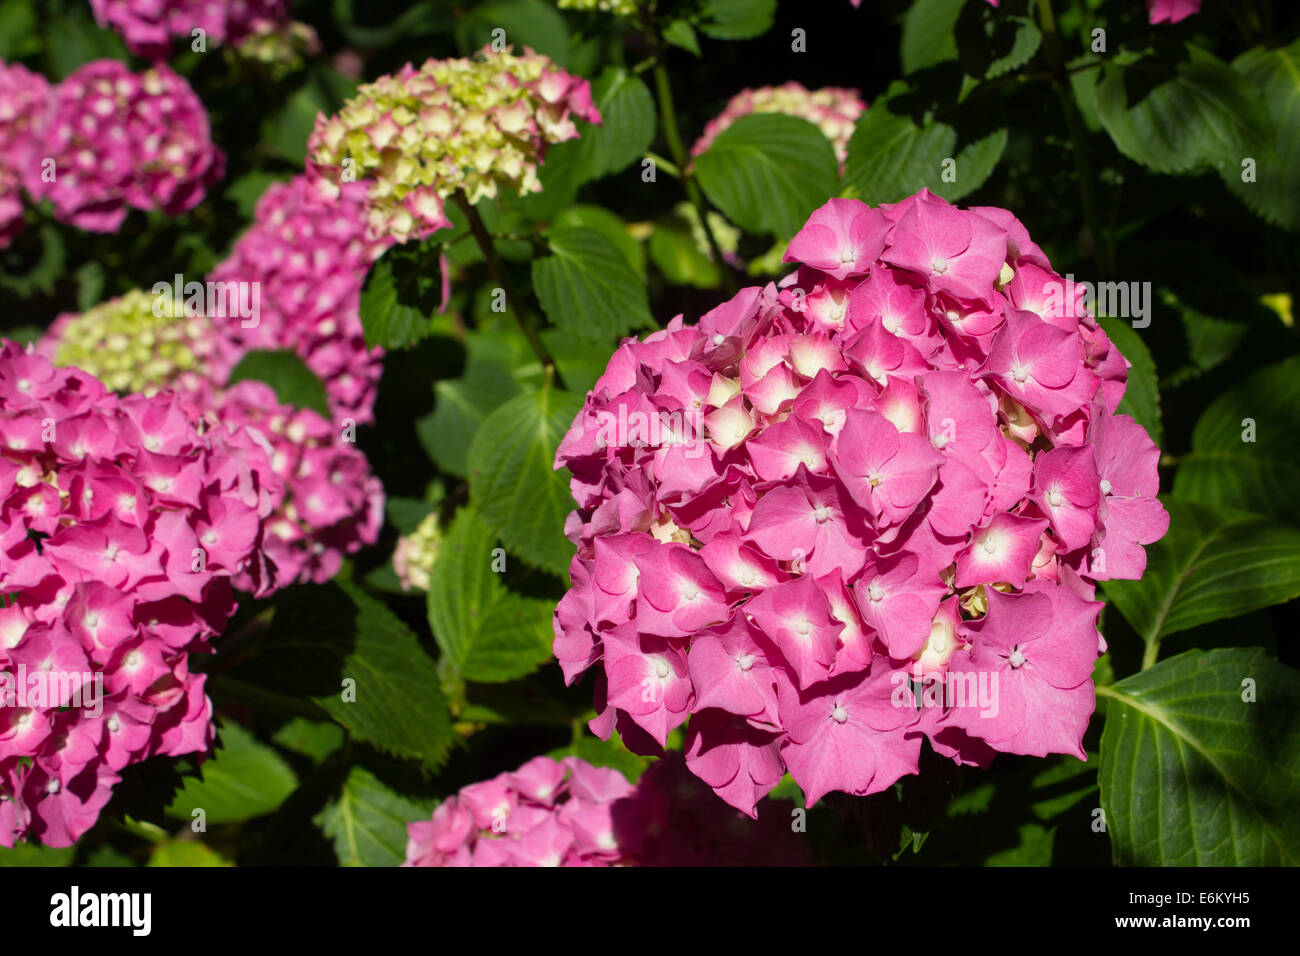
227 349 332 419
1173 354 1300 525
1098 648 1300 865
698 0 776 40
1168 290 1247 376
541 330 626 395
901 0 963 75
0 0 39 60
954 3 1041 81
548 732 647 782
533 226 653 343
271 718 346 765
1102 500 1300 653
225 171 288 220
418 345 522 478
663 19 701 57
229 580 455 770
468 385 584 577
315 767 433 867
1228 40 1300 229
166 723 298 825
650 220 722 288
843 91 1007 204
1093 46 1272 185
553 205 646 278
695 114 839 239
0 842 74 866
45 11 128 79
516 138 584 221
426 506 556 682
454 0 569 65
574 67 656 182
1095 315 1162 448
385 496 437 536
147 842 232 867
265 70 358 165
358 245 444 349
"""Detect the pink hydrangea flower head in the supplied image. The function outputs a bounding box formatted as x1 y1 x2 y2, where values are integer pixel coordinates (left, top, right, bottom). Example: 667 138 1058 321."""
24 60 223 232
0 340 293 847
554 189 1168 811
39 293 385 587
404 752 809 866
210 382 384 584
89 0 290 58
207 174 391 423
0 61 50 247
691 83 866 171
307 48 602 243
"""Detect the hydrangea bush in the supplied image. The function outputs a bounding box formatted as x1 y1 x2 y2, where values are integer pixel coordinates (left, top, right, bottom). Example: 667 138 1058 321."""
0 0 1295 871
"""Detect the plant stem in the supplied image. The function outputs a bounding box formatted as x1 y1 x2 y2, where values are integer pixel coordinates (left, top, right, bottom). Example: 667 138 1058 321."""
115 816 168 844
450 191 566 391
1141 639 1161 672
1036 0 1115 277
651 59 738 291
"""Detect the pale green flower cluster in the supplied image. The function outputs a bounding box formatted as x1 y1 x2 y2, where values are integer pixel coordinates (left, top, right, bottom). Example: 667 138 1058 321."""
308 48 601 243
48 289 220 397
233 20 322 77
392 511 444 592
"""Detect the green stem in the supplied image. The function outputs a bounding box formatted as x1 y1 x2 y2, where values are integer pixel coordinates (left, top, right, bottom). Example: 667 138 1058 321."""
451 191 566 391
1141 638 1161 672
651 59 738 291
1036 0 1114 277
643 150 681 180
115 816 169 844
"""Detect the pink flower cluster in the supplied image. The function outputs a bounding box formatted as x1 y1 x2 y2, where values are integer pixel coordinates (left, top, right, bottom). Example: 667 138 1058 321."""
553 190 1169 812
1146 0 1200 23
0 59 223 236
0 341 284 847
89 0 288 58
37 308 384 588
208 175 391 424
691 83 865 170
0 63 48 247
404 753 808 866
207 382 383 585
